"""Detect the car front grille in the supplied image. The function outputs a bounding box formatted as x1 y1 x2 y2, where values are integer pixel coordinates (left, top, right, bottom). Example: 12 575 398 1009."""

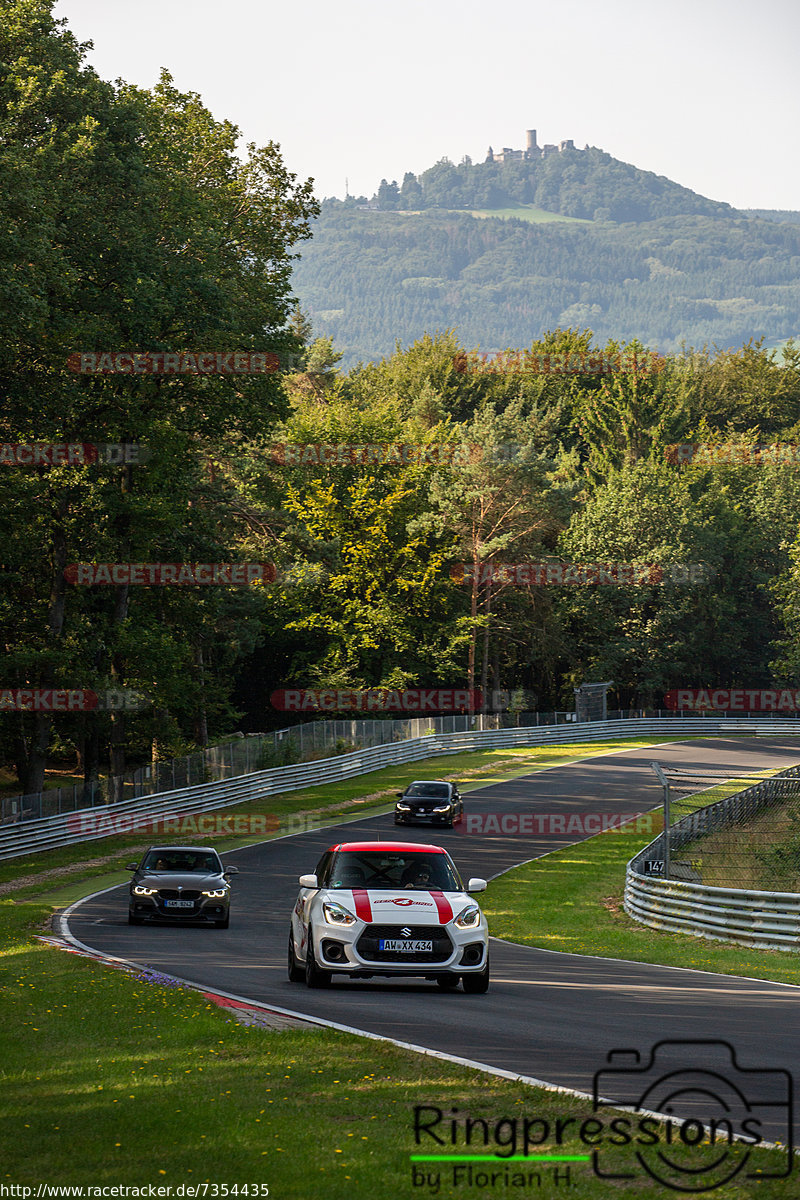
158 889 201 900
356 923 452 963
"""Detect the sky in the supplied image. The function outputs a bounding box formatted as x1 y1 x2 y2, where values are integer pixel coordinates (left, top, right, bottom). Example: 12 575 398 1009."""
54 0 799 211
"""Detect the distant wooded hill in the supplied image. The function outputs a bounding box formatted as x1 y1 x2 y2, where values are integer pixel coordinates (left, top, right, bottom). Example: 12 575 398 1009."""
365 147 735 223
291 149 800 367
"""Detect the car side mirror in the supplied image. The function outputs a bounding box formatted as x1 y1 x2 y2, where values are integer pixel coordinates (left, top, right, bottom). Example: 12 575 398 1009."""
125 863 138 871
223 866 239 876
396 792 405 798
467 878 487 893
299 873 318 888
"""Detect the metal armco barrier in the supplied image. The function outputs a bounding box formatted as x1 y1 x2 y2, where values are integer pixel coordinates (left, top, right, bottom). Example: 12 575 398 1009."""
3 716 800 861
626 764 800 951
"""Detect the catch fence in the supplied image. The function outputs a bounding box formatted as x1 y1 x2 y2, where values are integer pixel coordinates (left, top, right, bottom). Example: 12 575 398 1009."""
626 764 800 950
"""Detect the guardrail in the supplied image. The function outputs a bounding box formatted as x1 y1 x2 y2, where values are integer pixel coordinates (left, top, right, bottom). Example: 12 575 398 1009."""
625 765 800 951
3 716 800 861
2 712 516 823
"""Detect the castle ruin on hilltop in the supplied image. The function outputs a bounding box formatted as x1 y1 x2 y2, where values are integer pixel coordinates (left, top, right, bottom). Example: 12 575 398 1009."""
486 130 585 164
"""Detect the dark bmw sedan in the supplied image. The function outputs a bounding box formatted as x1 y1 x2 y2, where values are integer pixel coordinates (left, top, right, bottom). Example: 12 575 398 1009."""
126 845 237 927
395 780 463 828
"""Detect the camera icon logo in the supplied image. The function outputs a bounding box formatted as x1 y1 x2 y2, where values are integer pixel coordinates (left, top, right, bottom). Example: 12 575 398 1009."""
592 1039 793 1192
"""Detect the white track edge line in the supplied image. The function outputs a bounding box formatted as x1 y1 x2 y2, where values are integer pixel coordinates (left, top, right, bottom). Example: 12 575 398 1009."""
52 908 793 1156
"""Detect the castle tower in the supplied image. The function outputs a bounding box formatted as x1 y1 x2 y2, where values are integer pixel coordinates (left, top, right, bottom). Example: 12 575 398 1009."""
486 145 494 162
525 129 538 152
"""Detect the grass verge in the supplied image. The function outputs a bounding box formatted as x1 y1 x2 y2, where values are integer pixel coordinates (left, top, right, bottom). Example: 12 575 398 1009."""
482 790 800 986
2 897 795 1197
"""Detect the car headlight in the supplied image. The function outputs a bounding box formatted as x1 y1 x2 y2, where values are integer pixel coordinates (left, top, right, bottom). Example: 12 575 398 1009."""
455 905 481 929
201 888 228 898
322 900 356 926
432 804 451 813
396 802 410 810
132 885 158 896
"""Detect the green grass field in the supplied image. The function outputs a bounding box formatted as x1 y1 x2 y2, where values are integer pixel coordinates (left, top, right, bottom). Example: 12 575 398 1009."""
2 735 798 1196
451 205 591 225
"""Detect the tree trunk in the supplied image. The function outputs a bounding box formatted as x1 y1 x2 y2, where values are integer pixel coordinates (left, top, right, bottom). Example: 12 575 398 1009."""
107 464 132 800
17 507 69 794
468 562 479 715
193 643 209 747
480 578 492 712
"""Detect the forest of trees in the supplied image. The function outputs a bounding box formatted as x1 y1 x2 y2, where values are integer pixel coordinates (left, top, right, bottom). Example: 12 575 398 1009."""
293 204 800 367
4 1 800 798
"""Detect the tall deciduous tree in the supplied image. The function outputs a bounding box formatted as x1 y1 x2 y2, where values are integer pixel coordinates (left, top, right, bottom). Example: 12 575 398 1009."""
0 1 318 790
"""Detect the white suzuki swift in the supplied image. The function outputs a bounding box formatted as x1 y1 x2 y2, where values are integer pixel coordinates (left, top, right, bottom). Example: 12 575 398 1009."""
288 840 490 991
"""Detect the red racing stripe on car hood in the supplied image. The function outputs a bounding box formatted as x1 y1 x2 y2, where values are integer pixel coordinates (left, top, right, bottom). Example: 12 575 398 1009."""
352 889 372 922
429 891 453 922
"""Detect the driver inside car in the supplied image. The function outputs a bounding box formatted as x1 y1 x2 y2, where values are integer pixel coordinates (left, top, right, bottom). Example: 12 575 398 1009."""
401 861 435 888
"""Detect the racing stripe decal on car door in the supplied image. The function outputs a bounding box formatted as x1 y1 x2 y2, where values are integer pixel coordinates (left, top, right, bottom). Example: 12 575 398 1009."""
429 891 453 923
351 888 373 922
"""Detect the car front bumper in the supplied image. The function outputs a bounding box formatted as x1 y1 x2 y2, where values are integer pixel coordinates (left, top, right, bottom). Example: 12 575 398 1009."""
394 808 454 824
129 894 229 922
310 918 488 975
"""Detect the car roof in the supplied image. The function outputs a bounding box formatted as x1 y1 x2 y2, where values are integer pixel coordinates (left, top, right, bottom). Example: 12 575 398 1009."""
406 780 451 786
328 841 448 854
144 845 219 854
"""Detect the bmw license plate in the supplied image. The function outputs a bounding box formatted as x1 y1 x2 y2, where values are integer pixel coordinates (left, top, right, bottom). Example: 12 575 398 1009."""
164 899 194 908
379 938 433 952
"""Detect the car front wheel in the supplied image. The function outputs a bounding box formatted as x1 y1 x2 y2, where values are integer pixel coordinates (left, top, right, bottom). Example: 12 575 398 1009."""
462 955 490 993
305 937 331 988
436 974 460 990
288 931 305 982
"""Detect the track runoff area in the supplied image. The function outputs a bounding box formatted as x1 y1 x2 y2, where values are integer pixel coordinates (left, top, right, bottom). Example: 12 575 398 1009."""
65 736 800 1153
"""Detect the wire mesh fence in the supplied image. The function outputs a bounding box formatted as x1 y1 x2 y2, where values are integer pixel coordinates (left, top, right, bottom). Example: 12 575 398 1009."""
5 707 797 828
645 765 800 890
0 709 579 825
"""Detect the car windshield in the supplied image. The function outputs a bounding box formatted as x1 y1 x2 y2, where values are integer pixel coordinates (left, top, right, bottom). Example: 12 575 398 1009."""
142 851 221 874
405 783 450 798
329 851 461 891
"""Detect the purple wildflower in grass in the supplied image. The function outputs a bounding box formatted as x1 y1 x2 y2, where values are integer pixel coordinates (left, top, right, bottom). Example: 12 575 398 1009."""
135 970 183 987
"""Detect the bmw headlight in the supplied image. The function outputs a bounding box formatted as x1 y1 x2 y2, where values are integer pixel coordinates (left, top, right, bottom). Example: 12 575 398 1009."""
455 905 481 929
323 900 356 926
201 888 227 898
396 802 410 810
432 804 451 813
133 885 157 896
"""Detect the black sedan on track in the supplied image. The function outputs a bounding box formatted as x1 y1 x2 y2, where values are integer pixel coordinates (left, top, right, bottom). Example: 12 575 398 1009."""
395 780 463 828
126 844 237 927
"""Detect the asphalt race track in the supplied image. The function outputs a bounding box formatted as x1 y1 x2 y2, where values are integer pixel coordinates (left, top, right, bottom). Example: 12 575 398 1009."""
66 737 800 1143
